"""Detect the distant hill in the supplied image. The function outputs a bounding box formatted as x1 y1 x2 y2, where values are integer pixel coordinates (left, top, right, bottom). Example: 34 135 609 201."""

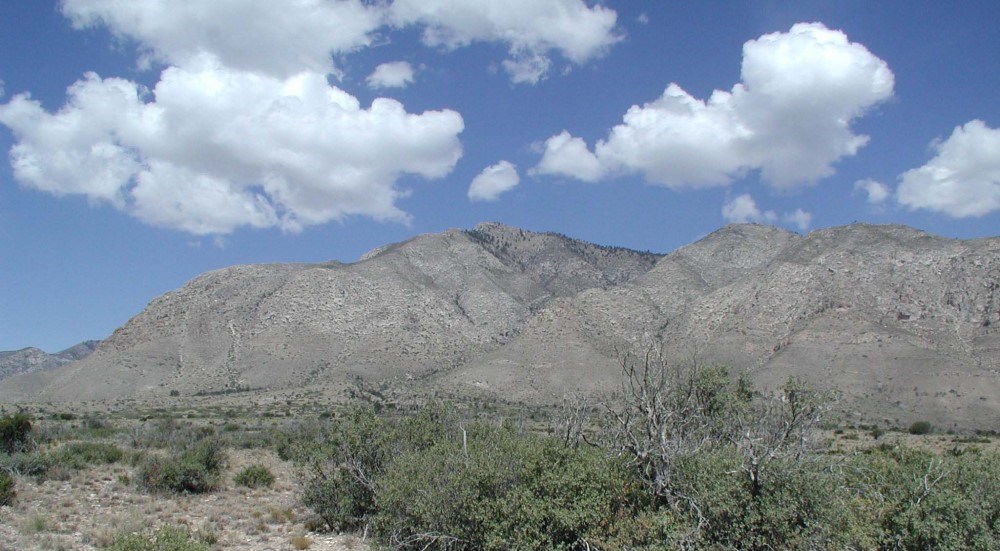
0 341 99 380
1 223 997 430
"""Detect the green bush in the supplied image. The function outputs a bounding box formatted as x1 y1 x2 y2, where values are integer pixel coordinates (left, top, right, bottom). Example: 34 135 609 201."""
372 424 638 550
0 412 33 454
107 526 210 551
183 438 225 473
234 464 275 488
294 404 491 533
0 470 14 506
288 377 1000 551
297 407 392 531
137 455 216 494
601 447 877 550
136 438 225 494
909 420 933 435
849 446 1000 550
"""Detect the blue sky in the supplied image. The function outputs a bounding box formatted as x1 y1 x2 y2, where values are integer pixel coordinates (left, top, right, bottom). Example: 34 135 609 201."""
1 1 998 352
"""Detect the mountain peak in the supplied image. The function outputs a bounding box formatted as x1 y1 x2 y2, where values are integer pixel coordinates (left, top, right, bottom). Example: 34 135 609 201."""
1 223 997 429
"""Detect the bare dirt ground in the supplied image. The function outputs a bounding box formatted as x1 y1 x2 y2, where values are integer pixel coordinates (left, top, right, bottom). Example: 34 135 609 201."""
0 448 370 551
817 427 1000 457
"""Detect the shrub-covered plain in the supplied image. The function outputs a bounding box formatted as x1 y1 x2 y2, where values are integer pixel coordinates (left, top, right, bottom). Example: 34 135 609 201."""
287 354 1000 550
1 356 998 550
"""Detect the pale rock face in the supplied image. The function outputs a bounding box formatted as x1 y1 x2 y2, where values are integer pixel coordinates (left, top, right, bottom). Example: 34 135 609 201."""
2 222 998 429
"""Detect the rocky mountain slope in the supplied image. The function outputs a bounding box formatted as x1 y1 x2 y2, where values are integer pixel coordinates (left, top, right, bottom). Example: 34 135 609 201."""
1 223 997 429
0 341 99 381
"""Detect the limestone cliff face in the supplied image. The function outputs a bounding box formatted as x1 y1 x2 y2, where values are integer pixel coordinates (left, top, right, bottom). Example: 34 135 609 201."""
2 223 997 429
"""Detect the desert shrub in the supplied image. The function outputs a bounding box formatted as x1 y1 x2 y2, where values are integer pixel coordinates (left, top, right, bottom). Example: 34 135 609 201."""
0 470 14 506
297 407 393 532
0 450 54 479
372 423 638 551
849 446 1000 550
295 403 486 533
137 455 215 494
0 442 126 479
234 464 275 488
183 437 225 472
0 412 33 453
908 420 933 435
136 437 225 494
107 526 210 551
55 441 125 468
602 447 875 550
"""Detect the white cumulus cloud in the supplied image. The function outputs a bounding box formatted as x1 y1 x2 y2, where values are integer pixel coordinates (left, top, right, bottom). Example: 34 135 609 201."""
722 194 777 224
531 131 604 182
2 1 628 236
782 208 813 231
896 120 1000 218
536 22 894 189
389 0 619 84
854 178 890 204
468 160 520 201
61 0 384 77
62 0 620 84
722 194 812 231
367 61 416 89
0 58 464 234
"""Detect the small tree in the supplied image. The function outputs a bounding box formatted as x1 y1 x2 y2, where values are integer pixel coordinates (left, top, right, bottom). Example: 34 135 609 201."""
731 376 825 499
604 345 753 501
296 407 392 532
604 343 829 544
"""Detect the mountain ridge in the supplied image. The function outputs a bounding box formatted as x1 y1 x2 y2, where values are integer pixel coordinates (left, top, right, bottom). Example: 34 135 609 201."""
0 341 100 381
1 222 997 429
